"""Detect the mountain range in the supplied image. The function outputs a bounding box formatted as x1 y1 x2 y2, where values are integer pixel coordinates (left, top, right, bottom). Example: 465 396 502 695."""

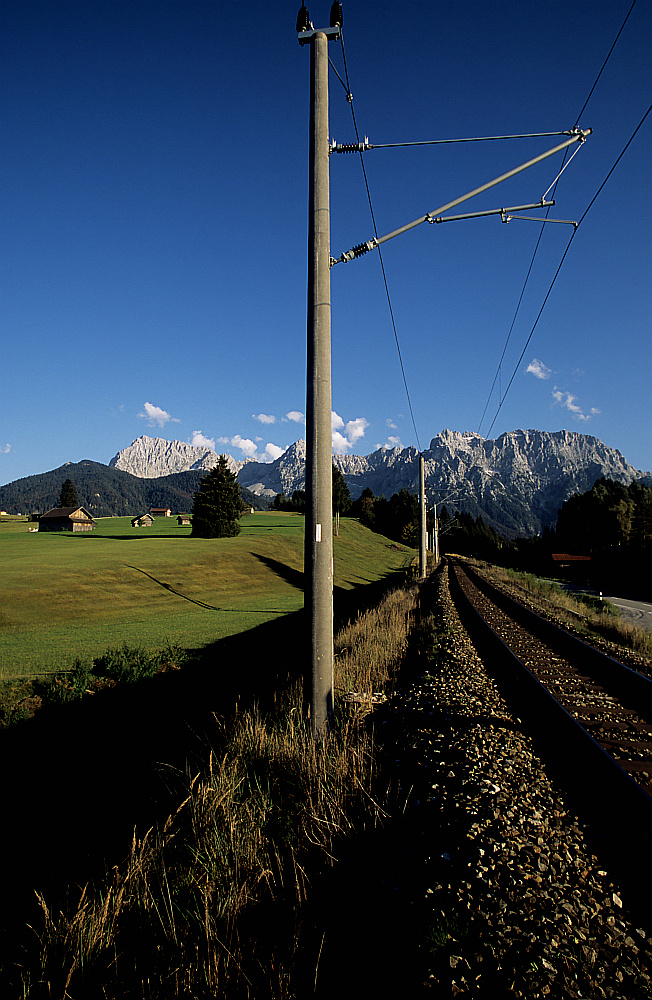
2 430 648 536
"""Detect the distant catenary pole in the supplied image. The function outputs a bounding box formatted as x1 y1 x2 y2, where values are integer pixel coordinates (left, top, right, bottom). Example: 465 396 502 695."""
419 454 427 580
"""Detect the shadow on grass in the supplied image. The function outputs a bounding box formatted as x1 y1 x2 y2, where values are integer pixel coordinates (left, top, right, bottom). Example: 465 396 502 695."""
250 553 414 628
127 564 291 613
0 562 413 944
251 552 304 591
334 565 415 630
0 611 305 934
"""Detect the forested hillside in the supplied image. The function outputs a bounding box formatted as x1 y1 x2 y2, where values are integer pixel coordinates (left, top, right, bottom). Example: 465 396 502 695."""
441 478 652 596
0 461 269 517
555 477 652 576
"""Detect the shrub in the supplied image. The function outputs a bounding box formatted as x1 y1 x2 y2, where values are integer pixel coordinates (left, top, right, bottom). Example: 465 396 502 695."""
34 657 92 706
92 643 172 684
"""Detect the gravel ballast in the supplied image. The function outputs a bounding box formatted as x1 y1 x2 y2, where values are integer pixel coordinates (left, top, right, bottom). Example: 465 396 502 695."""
373 564 652 997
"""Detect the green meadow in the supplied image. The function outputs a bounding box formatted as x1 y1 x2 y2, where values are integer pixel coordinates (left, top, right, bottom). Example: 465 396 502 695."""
0 513 413 678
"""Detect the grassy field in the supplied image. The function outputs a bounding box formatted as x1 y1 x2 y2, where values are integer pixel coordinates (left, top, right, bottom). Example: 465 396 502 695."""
0 513 413 677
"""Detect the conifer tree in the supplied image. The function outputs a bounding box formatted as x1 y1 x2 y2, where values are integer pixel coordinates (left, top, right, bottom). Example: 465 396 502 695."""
59 478 79 508
191 457 242 538
332 464 351 515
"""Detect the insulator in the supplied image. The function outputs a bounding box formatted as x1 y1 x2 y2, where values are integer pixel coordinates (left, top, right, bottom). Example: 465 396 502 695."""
296 4 311 32
352 242 370 257
338 143 362 153
329 2 343 28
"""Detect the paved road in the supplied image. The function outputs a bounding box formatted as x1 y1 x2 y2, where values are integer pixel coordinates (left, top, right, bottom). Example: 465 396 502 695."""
600 593 652 632
555 582 652 633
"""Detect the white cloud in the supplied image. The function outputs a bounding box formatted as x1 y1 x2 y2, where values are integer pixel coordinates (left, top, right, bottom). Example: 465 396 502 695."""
138 401 180 428
2 443 10 454
377 436 402 450
189 431 215 450
386 418 398 429
332 431 351 455
552 388 600 422
330 411 369 452
215 408 369 463
265 443 286 461
229 434 258 457
345 417 369 444
218 433 286 462
527 358 552 380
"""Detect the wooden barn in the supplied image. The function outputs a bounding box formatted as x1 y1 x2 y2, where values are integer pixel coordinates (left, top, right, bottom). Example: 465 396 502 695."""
39 506 96 533
150 507 171 517
132 513 155 527
177 513 191 526
551 552 592 582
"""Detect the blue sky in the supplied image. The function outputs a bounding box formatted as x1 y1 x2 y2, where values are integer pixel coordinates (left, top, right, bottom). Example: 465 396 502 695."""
2 0 650 486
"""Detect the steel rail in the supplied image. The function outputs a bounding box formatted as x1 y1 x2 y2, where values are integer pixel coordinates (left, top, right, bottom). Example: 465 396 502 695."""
446 557 652 904
457 561 652 720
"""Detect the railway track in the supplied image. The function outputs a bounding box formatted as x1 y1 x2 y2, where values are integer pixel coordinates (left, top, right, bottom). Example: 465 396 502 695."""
447 559 652 899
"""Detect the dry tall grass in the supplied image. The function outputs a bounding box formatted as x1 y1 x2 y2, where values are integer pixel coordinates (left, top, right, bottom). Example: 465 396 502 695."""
469 559 652 661
335 585 417 702
12 585 418 999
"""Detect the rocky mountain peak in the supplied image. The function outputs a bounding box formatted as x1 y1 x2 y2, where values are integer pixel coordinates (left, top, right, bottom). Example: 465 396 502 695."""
108 429 647 537
109 436 242 479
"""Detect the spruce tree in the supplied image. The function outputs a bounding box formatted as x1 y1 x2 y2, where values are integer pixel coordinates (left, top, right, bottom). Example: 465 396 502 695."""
332 464 351 515
59 478 79 508
191 457 242 538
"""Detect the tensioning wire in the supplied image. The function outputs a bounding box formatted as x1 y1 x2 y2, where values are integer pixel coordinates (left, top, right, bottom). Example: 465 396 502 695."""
485 102 651 439
334 30 423 453
479 0 640 437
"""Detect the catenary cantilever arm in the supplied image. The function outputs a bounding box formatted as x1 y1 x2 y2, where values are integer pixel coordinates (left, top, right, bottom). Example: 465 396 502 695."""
334 128 591 264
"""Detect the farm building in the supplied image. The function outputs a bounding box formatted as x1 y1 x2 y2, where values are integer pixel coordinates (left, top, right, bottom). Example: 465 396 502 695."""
150 507 171 517
39 506 96 533
551 552 592 582
132 513 155 527
177 513 191 526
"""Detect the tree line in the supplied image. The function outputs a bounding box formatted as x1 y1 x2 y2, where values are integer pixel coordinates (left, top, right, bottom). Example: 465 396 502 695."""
439 477 652 594
270 466 352 518
186 461 652 597
553 477 651 592
270 470 424 547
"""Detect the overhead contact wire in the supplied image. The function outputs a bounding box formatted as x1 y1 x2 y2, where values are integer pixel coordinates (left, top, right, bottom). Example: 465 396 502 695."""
485 102 651 438
338 31 422 453
573 0 637 125
480 0 640 436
